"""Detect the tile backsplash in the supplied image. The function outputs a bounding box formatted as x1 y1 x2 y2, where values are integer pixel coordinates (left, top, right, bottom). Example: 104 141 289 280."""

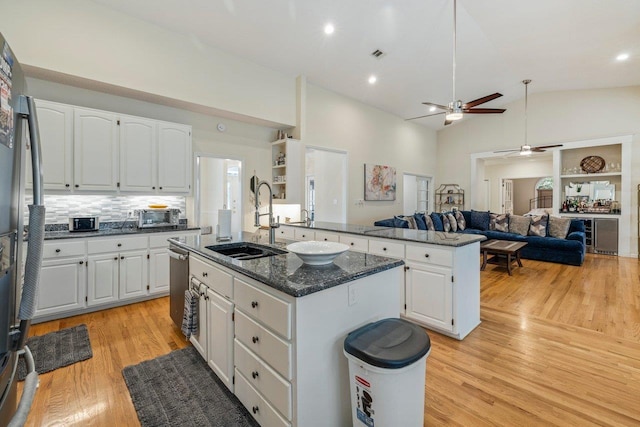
24 195 187 224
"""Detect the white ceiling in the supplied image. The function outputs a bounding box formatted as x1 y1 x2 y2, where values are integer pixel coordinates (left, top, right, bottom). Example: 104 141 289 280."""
90 0 640 130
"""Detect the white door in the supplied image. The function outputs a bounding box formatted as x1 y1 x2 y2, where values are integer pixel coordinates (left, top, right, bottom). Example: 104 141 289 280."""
119 116 157 192
74 108 119 191
189 281 209 359
87 254 119 306
158 122 191 193
405 262 453 333
207 288 235 392
196 156 243 235
30 100 73 190
148 248 170 294
305 147 347 223
502 179 514 214
119 250 148 300
35 257 86 317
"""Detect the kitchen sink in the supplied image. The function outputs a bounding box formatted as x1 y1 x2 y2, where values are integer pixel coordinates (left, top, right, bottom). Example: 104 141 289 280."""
206 242 287 261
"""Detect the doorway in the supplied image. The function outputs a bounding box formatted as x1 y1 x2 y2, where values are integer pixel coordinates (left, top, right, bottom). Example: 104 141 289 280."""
195 154 242 235
305 147 347 223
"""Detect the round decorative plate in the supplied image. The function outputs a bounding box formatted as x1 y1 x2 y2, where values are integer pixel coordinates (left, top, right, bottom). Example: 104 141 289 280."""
148 204 168 209
580 156 605 173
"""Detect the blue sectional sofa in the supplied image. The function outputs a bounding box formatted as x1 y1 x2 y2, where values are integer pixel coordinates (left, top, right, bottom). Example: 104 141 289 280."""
374 211 586 266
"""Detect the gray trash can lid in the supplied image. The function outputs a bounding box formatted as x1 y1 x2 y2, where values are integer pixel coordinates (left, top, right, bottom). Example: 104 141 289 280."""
343 318 431 369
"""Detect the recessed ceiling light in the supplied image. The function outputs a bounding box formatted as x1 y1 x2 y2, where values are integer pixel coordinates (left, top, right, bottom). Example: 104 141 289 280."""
368 75 377 85
324 23 335 35
429 106 436 112
616 53 629 61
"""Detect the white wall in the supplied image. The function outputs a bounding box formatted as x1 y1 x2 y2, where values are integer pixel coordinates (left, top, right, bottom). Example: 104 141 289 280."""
303 84 438 225
2 0 296 126
438 86 640 254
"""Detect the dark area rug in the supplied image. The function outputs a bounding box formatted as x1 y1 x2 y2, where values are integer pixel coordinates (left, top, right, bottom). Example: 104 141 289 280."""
17 323 93 381
122 346 259 427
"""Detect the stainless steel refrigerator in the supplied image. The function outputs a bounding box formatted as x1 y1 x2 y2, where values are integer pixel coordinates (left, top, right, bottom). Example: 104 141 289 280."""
0 33 45 426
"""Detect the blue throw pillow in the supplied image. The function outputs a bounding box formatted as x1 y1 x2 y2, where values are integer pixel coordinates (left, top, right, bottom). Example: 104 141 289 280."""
470 210 490 231
461 210 472 227
393 215 410 229
413 213 427 230
429 212 444 231
373 218 395 227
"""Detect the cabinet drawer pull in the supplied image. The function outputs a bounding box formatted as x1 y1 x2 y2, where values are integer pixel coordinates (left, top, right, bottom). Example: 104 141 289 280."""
425 253 430 258
120 256 124 260
65 184 70 188
251 301 259 308
324 238 328 241
152 186 155 190
79 261 84 265
302 234 306 238
113 257 118 260
251 371 259 379
55 248 61 253
252 406 259 414
75 184 79 188
252 336 259 344
350 242 355 246
383 247 387 251
117 243 122 247
202 272 208 277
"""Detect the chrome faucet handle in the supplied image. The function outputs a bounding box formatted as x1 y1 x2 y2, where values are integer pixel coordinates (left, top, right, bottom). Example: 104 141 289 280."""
271 215 280 228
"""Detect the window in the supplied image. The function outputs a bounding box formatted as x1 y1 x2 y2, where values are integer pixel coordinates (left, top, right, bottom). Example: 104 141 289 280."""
417 177 430 212
403 173 432 214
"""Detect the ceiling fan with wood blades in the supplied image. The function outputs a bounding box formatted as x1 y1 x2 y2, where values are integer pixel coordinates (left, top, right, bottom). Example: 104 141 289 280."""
406 0 506 125
493 80 563 155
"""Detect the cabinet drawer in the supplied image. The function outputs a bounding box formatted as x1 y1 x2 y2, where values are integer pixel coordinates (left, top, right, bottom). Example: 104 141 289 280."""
235 340 292 419
368 239 405 259
276 227 294 240
189 256 233 299
405 243 453 267
293 229 314 241
43 240 86 259
235 278 291 339
235 369 291 427
149 232 192 248
235 310 292 380
339 235 368 253
87 236 148 254
314 231 340 243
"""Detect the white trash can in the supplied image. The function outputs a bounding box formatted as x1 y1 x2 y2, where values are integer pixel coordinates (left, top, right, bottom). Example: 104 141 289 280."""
343 318 431 427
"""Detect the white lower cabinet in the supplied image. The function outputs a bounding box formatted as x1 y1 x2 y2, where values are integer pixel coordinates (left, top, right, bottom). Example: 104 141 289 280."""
148 248 170 294
118 250 149 300
405 261 453 333
87 254 119 306
189 278 208 359
207 288 234 392
234 369 291 427
36 257 86 317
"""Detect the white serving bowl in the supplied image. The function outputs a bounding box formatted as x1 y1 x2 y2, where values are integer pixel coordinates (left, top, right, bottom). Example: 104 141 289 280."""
286 241 350 265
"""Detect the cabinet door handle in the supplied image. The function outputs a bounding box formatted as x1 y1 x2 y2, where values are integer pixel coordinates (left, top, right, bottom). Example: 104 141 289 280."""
202 272 208 277
113 257 118 260
120 256 124 260
252 406 259 414
159 187 163 190
55 248 61 253
79 261 84 265
252 336 259 344
251 301 259 308
75 184 79 188
152 186 155 190
350 242 355 246
424 253 430 258
251 371 259 379
117 243 122 247
65 184 70 188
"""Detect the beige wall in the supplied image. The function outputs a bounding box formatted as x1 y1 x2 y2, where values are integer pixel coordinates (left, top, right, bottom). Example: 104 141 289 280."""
2 0 296 126
303 84 438 225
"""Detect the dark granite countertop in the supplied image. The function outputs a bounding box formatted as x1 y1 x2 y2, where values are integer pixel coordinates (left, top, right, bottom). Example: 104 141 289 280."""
41 223 199 240
281 221 486 247
169 232 404 298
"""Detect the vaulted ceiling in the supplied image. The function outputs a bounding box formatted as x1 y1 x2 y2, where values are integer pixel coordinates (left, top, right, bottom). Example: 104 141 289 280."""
91 0 640 129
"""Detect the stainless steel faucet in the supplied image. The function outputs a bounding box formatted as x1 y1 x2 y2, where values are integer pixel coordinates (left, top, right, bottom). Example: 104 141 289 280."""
300 209 311 225
253 173 279 244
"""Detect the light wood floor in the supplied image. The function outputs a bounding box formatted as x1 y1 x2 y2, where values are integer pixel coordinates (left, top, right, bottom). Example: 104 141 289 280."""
19 253 640 426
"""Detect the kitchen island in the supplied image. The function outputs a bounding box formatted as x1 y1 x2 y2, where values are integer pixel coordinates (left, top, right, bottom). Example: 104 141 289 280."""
170 232 404 427
277 221 486 340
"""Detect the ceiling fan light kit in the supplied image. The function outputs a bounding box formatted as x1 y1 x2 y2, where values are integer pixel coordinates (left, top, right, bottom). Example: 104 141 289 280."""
406 0 506 125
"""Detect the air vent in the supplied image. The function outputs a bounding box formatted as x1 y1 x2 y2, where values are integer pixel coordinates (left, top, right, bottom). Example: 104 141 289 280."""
371 49 385 59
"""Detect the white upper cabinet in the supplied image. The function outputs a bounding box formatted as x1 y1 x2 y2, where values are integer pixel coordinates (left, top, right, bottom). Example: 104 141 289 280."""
74 107 119 191
158 122 192 193
119 116 157 192
30 100 73 190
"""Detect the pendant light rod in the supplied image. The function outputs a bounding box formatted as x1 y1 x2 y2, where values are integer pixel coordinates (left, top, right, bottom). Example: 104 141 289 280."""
523 79 531 146
452 0 457 101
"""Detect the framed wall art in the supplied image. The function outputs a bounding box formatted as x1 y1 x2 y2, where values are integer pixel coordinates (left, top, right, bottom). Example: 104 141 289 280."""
364 163 396 201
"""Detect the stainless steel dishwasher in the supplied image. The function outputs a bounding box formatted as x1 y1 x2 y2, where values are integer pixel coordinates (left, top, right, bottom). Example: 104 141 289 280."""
168 244 189 328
